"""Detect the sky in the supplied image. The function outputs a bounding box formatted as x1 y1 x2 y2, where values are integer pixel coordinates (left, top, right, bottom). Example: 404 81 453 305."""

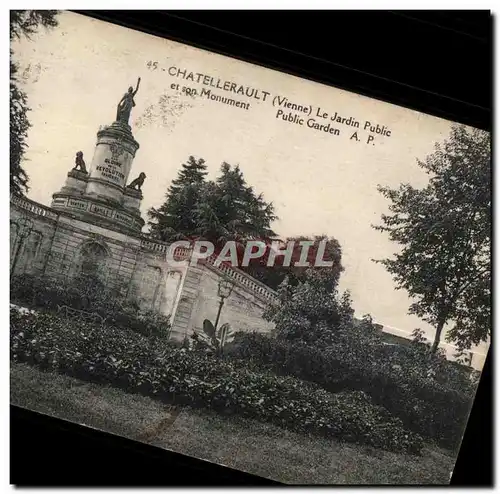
11 11 488 358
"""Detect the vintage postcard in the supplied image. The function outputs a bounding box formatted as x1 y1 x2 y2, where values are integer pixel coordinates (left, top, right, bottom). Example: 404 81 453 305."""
10 10 490 485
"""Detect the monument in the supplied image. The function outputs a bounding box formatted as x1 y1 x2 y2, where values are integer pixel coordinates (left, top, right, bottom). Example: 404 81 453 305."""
51 78 145 234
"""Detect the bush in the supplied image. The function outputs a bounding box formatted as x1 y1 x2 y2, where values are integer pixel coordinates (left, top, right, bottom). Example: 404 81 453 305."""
228 330 476 451
259 267 478 452
263 270 355 344
10 274 171 338
11 273 81 309
10 309 423 454
98 306 171 338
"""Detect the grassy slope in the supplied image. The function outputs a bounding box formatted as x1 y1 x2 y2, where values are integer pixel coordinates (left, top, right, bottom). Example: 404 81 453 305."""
10 362 456 485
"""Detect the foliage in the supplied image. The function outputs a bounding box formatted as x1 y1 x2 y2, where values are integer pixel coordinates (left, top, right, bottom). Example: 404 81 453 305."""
263 267 355 344
254 238 479 450
10 10 59 195
10 10 59 41
106 307 171 339
10 60 30 195
148 156 208 240
190 319 235 355
197 162 278 243
242 234 344 291
10 273 171 338
228 325 477 451
373 124 491 352
10 309 424 454
148 159 277 245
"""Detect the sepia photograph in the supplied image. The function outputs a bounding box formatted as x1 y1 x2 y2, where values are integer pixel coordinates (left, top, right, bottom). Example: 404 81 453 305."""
10 10 491 485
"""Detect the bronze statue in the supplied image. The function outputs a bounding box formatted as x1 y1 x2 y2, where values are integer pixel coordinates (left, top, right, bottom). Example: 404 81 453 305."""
116 77 141 125
127 172 146 191
73 151 87 173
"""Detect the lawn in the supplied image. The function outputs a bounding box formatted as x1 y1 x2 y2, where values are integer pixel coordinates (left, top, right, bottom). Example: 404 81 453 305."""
10 362 456 484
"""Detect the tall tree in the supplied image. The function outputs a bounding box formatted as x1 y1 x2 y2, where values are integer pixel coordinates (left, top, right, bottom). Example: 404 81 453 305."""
373 124 491 353
10 10 59 195
149 160 278 249
197 163 277 243
148 156 207 240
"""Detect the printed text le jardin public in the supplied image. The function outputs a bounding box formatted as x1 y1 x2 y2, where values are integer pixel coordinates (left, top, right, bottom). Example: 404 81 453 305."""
148 62 393 145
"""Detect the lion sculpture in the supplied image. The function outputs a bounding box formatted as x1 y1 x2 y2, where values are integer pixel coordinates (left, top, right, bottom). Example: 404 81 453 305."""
127 172 146 191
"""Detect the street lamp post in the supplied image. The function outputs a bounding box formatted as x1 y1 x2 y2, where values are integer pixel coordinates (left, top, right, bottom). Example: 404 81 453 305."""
214 277 235 331
11 216 34 279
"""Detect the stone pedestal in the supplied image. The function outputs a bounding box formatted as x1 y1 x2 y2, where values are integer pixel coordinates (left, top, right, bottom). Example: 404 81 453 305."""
86 122 140 202
51 170 88 209
61 169 89 193
50 119 145 234
123 187 143 214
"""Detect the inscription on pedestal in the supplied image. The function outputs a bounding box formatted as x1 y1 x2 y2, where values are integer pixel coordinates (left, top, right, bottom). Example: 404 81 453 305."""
116 212 131 223
95 164 126 184
68 198 88 210
90 203 113 218
89 127 138 192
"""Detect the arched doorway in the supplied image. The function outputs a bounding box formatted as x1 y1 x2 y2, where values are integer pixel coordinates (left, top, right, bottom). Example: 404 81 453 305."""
79 242 108 279
72 241 110 307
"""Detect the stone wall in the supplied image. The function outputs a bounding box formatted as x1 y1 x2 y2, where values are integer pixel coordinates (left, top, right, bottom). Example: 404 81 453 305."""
129 247 188 318
10 195 58 277
10 194 277 345
192 263 275 335
11 195 143 292
168 262 276 343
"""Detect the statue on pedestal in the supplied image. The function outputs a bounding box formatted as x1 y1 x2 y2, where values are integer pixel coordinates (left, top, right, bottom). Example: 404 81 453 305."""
116 77 141 125
73 151 88 173
127 172 146 191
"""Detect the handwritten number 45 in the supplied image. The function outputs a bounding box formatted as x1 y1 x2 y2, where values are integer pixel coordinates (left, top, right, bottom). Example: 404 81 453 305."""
147 61 158 70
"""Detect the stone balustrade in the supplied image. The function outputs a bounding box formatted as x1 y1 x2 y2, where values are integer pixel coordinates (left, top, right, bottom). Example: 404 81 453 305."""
203 255 278 302
140 239 170 253
11 194 59 220
138 238 278 302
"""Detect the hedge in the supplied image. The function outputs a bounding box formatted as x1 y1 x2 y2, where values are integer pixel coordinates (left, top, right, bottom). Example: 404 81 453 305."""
10 274 171 338
10 308 423 454
228 332 476 451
